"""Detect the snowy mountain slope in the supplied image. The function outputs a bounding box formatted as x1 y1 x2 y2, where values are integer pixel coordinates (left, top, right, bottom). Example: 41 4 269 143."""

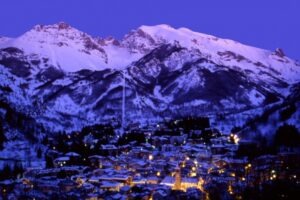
0 36 11 44
135 25 300 84
0 22 143 72
126 44 285 113
1 23 300 131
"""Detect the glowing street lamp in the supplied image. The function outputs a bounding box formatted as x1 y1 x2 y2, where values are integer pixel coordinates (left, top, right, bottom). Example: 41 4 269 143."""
149 154 153 161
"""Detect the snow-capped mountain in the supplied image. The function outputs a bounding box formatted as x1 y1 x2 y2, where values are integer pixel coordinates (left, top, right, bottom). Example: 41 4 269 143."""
1 22 300 131
0 22 143 72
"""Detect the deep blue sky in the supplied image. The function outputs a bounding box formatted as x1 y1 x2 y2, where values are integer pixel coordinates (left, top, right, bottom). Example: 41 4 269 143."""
0 0 299 59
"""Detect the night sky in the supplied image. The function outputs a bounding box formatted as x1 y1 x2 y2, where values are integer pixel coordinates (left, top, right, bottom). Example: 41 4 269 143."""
0 0 299 59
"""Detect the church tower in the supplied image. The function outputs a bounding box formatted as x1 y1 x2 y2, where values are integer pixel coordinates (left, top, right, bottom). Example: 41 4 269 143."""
174 167 181 190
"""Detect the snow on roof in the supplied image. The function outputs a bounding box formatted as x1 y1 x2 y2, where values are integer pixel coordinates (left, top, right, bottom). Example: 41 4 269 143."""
182 177 198 184
147 176 159 181
89 155 105 159
98 175 130 181
101 144 117 150
65 152 80 157
160 176 175 185
101 181 123 188
54 156 70 161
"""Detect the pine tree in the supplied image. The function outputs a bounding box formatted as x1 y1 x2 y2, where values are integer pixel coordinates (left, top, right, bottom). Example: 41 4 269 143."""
0 164 12 180
274 124 300 147
13 162 24 179
37 147 42 159
46 155 54 168
0 120 6 150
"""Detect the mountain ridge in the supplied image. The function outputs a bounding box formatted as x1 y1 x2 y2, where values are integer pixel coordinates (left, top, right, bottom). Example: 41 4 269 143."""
0 22 299 132
1 22 298 73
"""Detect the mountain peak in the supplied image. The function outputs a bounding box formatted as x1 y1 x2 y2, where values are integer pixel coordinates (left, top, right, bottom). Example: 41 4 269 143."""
32 21 73 32
139 24 175 31
15 22 99 53
23 21 87 43
274 48 285 58
134 24 220 48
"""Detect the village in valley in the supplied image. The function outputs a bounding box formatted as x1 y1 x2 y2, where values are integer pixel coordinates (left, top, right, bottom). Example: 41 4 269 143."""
1 117 299 200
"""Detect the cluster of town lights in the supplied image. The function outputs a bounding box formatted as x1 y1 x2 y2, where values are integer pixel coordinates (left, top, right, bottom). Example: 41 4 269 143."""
229 133 240 144
270 170 277 180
